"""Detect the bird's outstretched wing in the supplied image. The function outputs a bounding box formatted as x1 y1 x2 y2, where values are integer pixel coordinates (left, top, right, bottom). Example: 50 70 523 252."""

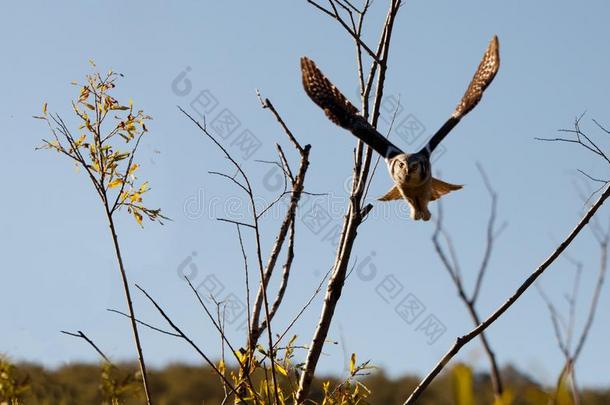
421 35 500 155
301 57 402 159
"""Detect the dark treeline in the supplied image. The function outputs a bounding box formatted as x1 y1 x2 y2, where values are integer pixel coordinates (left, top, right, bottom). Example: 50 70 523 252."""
4 361 610 404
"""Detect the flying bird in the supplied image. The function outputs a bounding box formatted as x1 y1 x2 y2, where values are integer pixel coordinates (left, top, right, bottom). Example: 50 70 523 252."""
301 36 500 221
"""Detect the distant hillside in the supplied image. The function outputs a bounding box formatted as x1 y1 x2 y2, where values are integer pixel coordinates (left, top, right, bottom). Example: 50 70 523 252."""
2 361 610 404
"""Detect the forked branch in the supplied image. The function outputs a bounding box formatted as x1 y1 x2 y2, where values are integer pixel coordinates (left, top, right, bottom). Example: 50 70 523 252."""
431 165 506 399
296 0 402 402
405 118 610 404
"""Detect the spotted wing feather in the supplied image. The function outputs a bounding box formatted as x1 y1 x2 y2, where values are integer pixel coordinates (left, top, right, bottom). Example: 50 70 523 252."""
421 36 500 155
301 57 402 158
453 35 501 118
301 57 359 128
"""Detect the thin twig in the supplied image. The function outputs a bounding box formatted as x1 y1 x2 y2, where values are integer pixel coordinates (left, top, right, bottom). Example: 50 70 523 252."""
135 284 245 402
306 0 381 63
181 106 281 403
106 308 181 337
216 218 256 229
260 220 297 332
431 166 505 398
61 330 112 364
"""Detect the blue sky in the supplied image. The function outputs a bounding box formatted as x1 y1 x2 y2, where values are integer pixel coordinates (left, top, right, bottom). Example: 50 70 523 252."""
2 0 610 389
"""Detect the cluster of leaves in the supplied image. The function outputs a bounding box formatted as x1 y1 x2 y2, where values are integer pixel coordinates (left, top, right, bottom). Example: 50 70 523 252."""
320 353 373 405
36 61 166 226
220 336 373 404
100 362 142 405
0 357 30 405
221 341 293 404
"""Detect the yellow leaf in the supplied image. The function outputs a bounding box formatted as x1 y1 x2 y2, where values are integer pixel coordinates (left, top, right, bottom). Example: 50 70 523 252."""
129 192 142 203
127 163 139 176
74 134 86 147
108 178 123 189
42 102 48 116
452 364 474 405
139 181 149 193
235 350 246 365
83 103 95 111
79 86 90 102
350 353 356 374
218 359 225 375
133 210 143 226
274 362 288 377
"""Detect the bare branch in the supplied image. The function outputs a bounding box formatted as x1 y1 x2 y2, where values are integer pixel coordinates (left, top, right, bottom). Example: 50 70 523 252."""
135 284 245 402
209 170 249 194
249 98 311 347
258 93 307 155
259 220 297 332
536 285 570 357
404 183 610 404
60 330 112 364
216 218 256 229
182 97 310 403
430 167 505 398
106 308 180 338
471 164 504 303
592 118 610 134
306 0 381 63
296 1 402 401
236 224 253 348
573 233 608 360
536 113 610 165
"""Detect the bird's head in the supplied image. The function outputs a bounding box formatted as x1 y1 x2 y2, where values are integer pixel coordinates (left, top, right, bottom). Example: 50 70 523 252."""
389 153 430 186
